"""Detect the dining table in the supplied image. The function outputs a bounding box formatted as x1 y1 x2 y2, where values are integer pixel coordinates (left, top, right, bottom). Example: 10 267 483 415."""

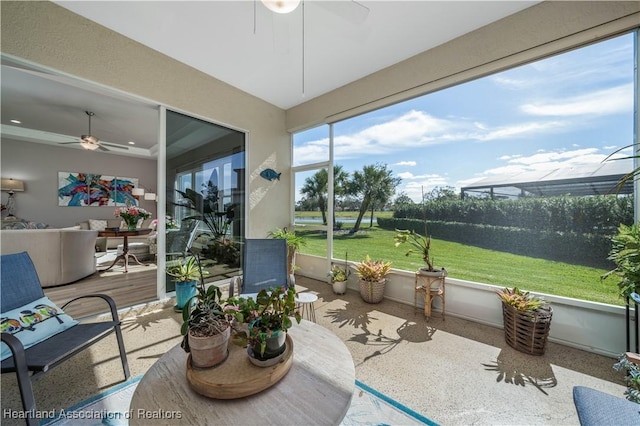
97 228 151 273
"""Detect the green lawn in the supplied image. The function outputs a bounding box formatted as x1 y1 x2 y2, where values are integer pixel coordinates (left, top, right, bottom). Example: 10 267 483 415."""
296 223 622 306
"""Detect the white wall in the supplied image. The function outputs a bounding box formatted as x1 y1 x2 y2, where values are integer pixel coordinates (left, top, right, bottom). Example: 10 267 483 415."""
1 1 291 239
298 254 634 358
1 139 157 228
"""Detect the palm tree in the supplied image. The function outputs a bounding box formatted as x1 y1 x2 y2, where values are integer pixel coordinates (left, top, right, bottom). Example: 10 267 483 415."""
301 170 328 224
300 166 349 226
331 165 349 227
349 163 401 233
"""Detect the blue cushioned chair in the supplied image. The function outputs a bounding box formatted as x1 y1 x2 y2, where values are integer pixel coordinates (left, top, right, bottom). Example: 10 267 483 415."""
573 386 640 425
229 239 290 297
1 252 129 426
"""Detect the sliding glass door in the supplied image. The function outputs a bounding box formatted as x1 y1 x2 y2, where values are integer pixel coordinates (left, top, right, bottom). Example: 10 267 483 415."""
165 110 245 291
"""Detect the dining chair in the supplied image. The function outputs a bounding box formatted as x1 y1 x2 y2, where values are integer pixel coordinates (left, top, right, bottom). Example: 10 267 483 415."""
229 239 289 297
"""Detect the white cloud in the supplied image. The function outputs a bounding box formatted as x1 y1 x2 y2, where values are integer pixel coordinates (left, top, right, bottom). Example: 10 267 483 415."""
403 176 449 202
296 109 572 163
397 172 414 179
469 147 632 185
521 84 633 117
293 138 329 165
394 161 417 167
506 148 600 165
491 76 531 90
472 121 567 141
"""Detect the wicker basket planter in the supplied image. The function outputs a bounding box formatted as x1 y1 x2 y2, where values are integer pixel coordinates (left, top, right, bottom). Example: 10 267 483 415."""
359 279 386 304
501 302 553 356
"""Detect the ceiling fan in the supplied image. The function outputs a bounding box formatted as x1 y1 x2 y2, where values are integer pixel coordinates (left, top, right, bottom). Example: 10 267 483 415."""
59 111 129 152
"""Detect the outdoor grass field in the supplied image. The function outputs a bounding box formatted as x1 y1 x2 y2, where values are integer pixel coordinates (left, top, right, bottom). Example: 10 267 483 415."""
294 216 622 306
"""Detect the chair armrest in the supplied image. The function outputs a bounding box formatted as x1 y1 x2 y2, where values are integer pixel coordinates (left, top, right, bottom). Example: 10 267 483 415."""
1 333 37 420
61 294 120 322
2 332 27 364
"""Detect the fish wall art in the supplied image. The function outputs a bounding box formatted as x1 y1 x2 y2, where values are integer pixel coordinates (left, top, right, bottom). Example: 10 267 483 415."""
260 168 281 181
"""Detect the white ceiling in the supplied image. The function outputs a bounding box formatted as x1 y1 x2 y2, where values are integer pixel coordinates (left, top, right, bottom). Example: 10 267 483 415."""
1 1 538 157
55 1 538 109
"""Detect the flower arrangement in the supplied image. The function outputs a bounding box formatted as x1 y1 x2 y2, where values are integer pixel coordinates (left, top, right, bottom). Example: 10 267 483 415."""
114 206 151 229
152 215 178 230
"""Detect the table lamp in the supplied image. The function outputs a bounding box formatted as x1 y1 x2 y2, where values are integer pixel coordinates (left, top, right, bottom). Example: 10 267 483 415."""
1 178 25 217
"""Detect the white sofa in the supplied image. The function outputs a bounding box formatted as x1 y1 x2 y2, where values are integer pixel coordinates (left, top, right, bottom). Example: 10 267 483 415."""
1 229 98 287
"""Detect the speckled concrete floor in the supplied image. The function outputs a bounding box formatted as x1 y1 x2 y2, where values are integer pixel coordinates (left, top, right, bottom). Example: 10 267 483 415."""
1 277 628 425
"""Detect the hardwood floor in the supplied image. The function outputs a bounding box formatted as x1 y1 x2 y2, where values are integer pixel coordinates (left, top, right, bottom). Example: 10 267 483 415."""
44 262 158 319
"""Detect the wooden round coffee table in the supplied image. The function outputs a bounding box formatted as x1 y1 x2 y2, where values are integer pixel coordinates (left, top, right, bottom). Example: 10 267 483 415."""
129 320 355 425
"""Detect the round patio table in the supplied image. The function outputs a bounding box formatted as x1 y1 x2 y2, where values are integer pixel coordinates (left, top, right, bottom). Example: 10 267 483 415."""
129 319 355 425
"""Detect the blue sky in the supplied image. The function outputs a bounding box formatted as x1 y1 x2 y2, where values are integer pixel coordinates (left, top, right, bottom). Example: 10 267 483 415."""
293 32 635 202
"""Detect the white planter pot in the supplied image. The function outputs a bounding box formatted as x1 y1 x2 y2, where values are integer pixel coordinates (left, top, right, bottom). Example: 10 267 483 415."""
332 280 347 295
417 267 447 277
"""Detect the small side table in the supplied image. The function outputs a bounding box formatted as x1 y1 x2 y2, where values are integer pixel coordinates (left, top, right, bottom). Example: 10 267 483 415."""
414 271 446 320
295 292 318 323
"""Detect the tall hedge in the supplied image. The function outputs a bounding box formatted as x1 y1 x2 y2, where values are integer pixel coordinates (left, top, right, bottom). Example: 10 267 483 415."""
393 195 633 235
378 217 613 269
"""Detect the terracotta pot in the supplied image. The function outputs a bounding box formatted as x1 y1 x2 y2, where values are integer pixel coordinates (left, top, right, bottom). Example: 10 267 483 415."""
332 280 347 295
188 324 230 368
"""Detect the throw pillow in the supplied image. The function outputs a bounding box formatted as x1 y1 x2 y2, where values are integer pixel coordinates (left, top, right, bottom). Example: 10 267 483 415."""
0 296 78 361
89 219 107 231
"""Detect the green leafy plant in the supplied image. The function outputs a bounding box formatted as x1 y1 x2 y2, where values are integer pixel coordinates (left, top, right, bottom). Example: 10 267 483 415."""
269 227 305 251
613 353 640 403
180 283 229 352
393 228 436 271
602 223 640 299
175 184 236 239
496 287 547 312
328 264 350 283
355 255 392 282
166 256 208 283
269 227 306 274
225 286 301 357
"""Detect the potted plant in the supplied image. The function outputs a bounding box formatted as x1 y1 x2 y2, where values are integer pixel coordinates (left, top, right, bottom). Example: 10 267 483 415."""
328 264 350 295
354 255 392 303
394 228 446 277
496 287 553 355
181 282 231 368
613 352 640 403
270 227 306 283
226 286 301 366
166 256 209 312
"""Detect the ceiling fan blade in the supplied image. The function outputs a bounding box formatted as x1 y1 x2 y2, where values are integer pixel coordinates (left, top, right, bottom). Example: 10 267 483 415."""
98 145 109 152
100 142 129 150
59 141 81 145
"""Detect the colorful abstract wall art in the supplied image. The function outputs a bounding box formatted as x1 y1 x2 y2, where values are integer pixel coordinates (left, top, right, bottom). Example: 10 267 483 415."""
57 172 139 207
